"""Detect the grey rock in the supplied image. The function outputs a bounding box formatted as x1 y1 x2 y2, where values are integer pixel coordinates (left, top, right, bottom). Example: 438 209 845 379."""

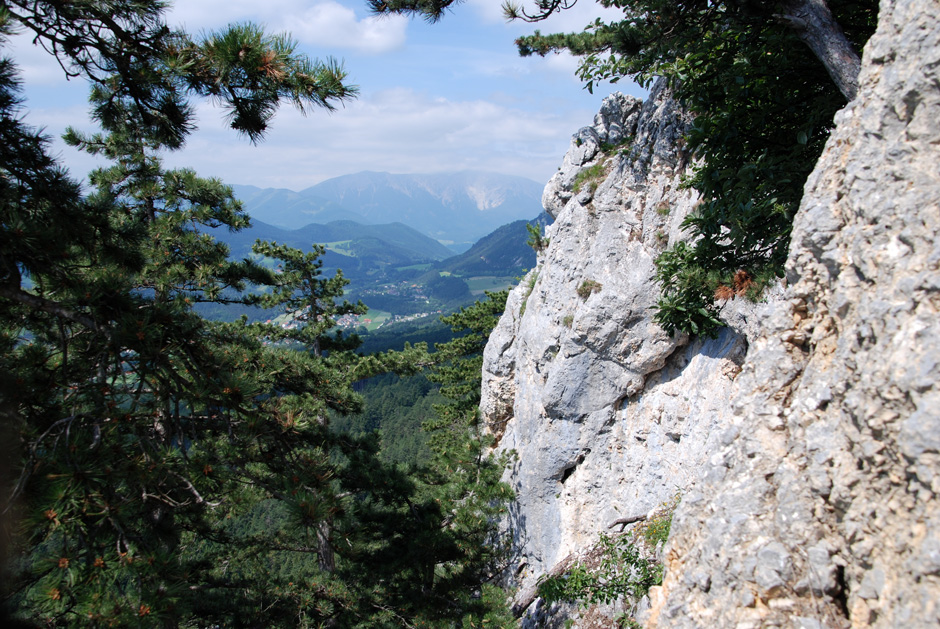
755 542 792 593
648 0 940 626
481 82 754 617
481 2 940 627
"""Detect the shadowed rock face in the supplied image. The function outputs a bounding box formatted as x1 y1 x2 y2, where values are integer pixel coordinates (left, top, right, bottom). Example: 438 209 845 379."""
648 0 940 626
482 1 939 626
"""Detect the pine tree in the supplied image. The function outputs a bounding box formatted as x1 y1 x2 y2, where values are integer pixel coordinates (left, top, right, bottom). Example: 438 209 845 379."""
304 291 514 627
353 291 515 625
0 3 368 625
1 4 517 626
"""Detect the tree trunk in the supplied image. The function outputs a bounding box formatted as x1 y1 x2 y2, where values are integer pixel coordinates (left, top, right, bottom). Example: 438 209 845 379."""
778 0 862 101
317 518 335 573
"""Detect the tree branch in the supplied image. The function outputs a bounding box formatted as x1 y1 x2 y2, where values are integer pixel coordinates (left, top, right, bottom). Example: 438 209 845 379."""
0 286 102 332
777 0 861 101
608 513 647 531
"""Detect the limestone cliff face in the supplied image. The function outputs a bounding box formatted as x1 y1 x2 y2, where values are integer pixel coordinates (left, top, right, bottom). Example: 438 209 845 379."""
649 0 940 626
480 83 763 622
482 0 939 625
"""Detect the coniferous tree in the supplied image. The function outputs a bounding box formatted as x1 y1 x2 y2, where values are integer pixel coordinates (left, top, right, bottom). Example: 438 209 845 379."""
0 3 369 625
333 290 515 627
1 3 516 626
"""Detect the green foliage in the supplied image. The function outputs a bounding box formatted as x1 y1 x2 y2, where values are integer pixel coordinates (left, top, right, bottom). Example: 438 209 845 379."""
562 313 574 328
0 2 510 627
331 372 440 465
600 136 632 154
526 222 550 253
638 493 679 548
536 495 678 624
572 161 607 194
341 291 514 625
0 6 364 610
577 279 602 299
537 533 663 607
653 241 723 337
427 272 473 301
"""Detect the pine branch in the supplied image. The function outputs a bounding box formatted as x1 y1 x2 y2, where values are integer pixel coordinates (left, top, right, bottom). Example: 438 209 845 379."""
0 285 102 333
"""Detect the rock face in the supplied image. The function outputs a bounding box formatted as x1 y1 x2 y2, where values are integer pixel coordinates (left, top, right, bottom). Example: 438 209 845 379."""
648 0 940 626
481 83 764 623
481 0 939 626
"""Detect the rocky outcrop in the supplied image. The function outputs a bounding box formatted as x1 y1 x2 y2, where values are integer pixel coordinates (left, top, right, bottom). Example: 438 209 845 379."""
481 83 768 623
647 0 940 626
482 0 939 626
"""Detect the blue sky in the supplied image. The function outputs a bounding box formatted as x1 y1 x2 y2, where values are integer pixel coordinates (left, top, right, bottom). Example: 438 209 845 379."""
8 0 642 190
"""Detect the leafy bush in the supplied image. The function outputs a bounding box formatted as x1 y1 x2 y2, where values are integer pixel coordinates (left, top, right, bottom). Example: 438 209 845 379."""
653 242 723 337
536 495 679 625
537 533 664 607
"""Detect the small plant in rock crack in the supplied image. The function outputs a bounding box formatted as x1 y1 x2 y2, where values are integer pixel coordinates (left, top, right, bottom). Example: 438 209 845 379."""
536 533 663 607
572 162 607 194
576 279 602 299
519 270 539 316
526 222 550 253
535 493 679 623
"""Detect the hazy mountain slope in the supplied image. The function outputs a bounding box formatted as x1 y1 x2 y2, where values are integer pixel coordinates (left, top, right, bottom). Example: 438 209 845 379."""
433 213 551 277
298 171 544 244
229 184 366 228
211 219 456 284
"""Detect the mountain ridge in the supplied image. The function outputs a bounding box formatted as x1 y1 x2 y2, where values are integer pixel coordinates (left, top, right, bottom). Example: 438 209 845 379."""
231 170 544 247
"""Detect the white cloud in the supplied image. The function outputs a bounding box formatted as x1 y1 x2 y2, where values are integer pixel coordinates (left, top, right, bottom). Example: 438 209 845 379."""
282 4 408 54
168 0 300 31
2 1 626 194
536 49 584 77
168 0 408 54
158 88 591 190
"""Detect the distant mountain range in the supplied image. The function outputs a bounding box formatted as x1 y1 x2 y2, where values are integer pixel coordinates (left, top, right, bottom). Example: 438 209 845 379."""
230 170 545 250
198 211 548 326
210 219 455 281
